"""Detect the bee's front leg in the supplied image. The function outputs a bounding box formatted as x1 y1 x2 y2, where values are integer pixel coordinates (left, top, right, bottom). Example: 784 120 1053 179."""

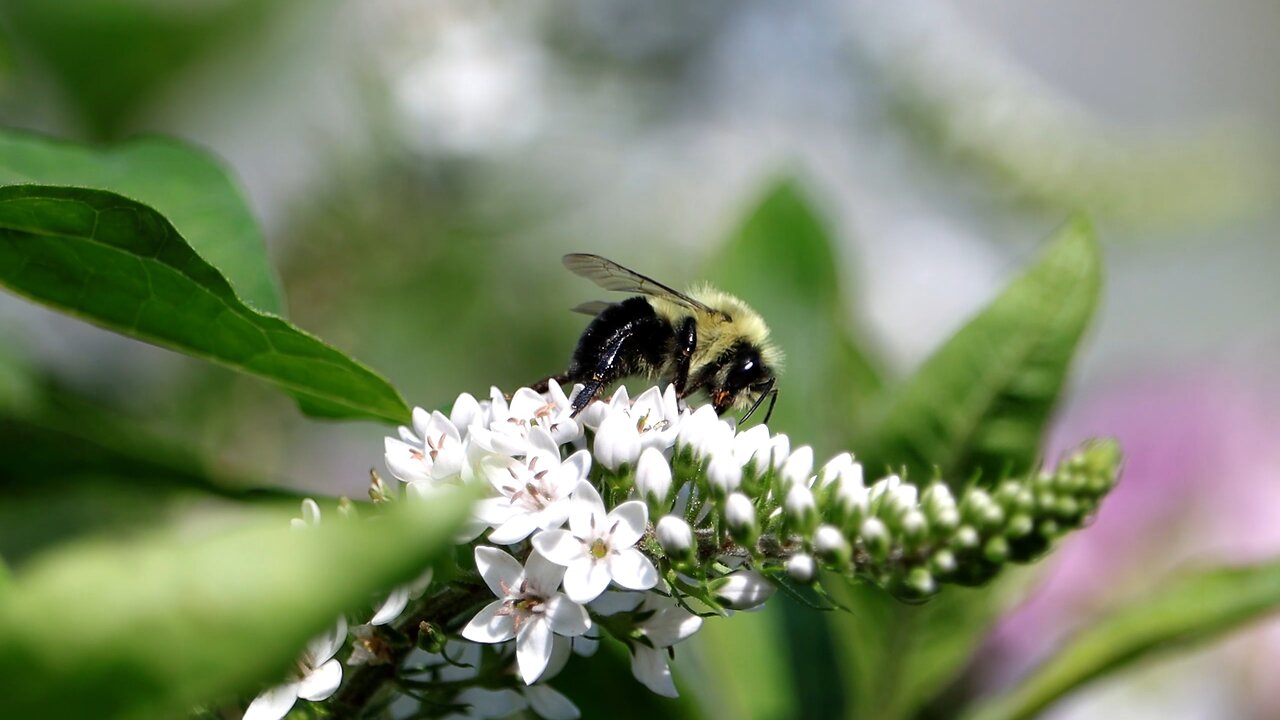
672 316 697 397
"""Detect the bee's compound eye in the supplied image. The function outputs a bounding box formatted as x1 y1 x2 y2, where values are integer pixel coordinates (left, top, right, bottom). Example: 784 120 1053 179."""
727 347 764 391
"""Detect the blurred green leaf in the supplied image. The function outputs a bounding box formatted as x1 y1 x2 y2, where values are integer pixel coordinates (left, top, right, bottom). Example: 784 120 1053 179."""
708 178 883 458
0 185 410 423
0 129 283 313
0 489 474 720
858 216 1101 485
962 561 1280 720
0 383 299 565
693 602 799 720
0 0 291 139
830 580 1009 720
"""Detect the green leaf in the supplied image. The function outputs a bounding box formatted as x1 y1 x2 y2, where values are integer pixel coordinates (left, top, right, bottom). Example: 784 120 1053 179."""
0 185 410 424
0 129 283 313
962 561 1280 720
858 216 1101 484
693 602 800 720
829 579 1013 720
709 178 884 458
0 489 475 720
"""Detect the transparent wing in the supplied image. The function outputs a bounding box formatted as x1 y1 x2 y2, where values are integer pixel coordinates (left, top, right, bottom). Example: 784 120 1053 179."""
562 253 715 314
570 300 614 316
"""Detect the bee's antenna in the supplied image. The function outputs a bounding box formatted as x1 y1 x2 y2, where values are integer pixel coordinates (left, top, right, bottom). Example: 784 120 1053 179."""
741 378 777 425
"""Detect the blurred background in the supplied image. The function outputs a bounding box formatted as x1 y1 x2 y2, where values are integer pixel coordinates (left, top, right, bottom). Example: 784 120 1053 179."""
0 1 1277 718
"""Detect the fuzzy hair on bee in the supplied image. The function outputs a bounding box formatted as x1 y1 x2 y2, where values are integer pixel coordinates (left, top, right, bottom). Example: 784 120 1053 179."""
532 254 783 423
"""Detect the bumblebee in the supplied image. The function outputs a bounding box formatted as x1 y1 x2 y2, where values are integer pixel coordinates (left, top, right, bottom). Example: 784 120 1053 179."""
534 253 782 423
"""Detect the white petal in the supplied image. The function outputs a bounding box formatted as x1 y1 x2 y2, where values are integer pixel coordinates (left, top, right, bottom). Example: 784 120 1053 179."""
531 529 586 567
383 438 430 483
542 635 573 681
370 585 410 626
517 620 554 685
631 645 677 697
488 513 538 545
609 385 631 409
573 628 600 657
456 687 527 717
533 498 572 532
461 599 517 643
562 558 611 604
306 616 347 665
560 449 592 483
567 481 606 538
606 501 648 549
449 392 481 432
543 593 590 637
524 550 568 595
642 605 703 647
243 683 299 720
473 496 517 525
299 499 321 526
608 548 659 591
411 407 432 439
525 685 581 720
297 658 342 701
475 546 524 598
588 590 643 616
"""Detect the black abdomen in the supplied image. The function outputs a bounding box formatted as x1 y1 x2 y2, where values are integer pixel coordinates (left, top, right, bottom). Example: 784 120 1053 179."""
567 296 674 381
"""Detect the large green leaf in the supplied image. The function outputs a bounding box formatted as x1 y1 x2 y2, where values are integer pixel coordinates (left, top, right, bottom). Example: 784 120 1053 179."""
962 561 1280 720
708 178 884 458
0 489 474 720
0 130 283 313
0 185 409 423
858 216 1101 484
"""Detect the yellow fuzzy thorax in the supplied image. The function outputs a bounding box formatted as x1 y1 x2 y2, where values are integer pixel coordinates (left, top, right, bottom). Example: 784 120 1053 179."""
649 284 784 371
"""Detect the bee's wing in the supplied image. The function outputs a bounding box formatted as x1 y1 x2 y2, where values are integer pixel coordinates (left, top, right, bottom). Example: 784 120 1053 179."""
563 253 716 315
570 300 614 316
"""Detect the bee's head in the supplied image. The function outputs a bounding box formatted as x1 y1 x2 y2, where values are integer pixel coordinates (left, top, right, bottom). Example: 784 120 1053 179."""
710 344 778 424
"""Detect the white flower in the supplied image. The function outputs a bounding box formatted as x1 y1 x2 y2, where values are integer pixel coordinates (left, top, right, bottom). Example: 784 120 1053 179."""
532 481 658 603
634 447 673 505
732 424 771 467
817 452 854 489
711 570 776 610
243 616 347 720
626 593 703 698
461 548 590 684
627 385 682 452
813 524 849 562
784 483 817 532
384 408 466 487
473 428 590 544
655 515 693 559
594 411 642 472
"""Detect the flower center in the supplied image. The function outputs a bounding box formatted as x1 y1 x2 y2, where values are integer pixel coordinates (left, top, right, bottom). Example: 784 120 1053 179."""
590 537 609 559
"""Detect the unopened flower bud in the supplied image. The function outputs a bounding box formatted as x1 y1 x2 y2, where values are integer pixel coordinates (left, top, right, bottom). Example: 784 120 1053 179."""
931 549 957 576
781 445 814 488
817 452 854 489
953 525 980 550
787 553 816 583
635 447 673 506
596 412 641 472
785 483 818 534
900 509 928 544
904 567 937 598
984 536 1010 564
768 434 791 472
707 450 743 496
712 570 776 610
725 492 758 544
860 517 890 560
656 516 694 562
813 524 850 565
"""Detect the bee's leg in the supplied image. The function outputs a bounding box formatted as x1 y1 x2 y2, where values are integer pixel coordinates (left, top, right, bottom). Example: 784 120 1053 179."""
569 326 638 417
672 316 698 397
